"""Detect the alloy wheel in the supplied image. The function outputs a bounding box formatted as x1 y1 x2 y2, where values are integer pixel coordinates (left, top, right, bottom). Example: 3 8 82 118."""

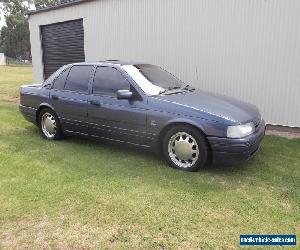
167 132 200 168
41 112 57 139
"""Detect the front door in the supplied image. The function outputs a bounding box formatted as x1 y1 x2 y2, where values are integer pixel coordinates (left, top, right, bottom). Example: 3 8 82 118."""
88 66 149 145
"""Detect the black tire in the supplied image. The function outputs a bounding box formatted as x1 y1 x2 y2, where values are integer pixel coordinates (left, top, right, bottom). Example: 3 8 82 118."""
38 108 63 140
162 125 208 171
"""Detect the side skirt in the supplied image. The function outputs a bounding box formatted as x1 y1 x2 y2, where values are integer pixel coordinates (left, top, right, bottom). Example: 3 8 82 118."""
64 129 152 149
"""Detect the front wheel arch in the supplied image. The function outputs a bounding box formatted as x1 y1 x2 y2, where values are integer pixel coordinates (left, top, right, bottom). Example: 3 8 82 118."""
158 122 212 164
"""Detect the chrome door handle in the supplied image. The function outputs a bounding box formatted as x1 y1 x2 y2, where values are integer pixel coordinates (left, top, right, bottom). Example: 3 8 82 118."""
51 95 59 100
90 100 100 106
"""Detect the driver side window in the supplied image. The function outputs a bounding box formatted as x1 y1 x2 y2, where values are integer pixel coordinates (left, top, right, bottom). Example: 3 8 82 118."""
92 66 130 96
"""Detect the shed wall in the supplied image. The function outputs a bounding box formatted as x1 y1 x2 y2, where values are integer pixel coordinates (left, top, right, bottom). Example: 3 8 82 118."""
29 0 300 127
0 53 5 65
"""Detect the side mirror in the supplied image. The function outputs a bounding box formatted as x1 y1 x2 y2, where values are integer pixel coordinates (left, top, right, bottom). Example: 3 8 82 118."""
117 90 133 100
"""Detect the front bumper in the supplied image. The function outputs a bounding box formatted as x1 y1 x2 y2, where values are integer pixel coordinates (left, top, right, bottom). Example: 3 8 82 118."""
207 120 266 166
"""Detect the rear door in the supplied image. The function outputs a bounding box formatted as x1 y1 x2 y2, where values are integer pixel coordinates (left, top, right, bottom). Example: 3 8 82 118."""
88 66 149 145
50 65 94 134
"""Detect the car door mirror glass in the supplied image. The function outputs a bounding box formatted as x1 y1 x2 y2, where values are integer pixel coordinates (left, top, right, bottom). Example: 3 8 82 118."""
117 90 133 100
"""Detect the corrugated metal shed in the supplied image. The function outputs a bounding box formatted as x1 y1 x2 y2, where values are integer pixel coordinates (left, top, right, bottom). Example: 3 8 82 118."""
0 53 6 65
29 0 300 127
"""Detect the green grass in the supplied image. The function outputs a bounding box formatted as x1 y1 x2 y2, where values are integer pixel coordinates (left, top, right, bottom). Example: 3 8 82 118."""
0 66 299 249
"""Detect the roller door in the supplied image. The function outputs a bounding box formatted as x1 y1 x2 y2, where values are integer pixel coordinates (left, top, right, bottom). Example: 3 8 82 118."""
41 19 85 79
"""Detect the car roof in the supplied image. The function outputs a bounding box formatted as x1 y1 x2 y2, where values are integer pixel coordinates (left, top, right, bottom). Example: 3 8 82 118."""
71 60 147 67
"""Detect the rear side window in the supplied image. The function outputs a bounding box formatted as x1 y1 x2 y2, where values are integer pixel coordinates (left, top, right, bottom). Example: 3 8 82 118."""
64 65 93 92
52 67 70 90
93 67 130 95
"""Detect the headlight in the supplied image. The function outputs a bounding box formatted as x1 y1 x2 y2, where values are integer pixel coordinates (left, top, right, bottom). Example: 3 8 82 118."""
227 122 255 138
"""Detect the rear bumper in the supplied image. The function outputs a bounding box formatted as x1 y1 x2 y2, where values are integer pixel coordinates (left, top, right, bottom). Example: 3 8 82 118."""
19 105 37 125
208 120 266 166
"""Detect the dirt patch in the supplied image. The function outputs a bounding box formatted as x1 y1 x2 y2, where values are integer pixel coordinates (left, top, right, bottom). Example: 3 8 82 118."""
0 216 121 249
266 124 300 139
266 130 300 139
6 96 19 103
1 96 20 104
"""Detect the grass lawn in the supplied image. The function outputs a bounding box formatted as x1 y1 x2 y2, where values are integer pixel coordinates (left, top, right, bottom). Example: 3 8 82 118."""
0 66 299 249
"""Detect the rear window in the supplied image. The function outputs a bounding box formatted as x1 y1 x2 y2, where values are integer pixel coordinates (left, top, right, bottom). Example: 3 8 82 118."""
52 67 71 90
64 65 93 92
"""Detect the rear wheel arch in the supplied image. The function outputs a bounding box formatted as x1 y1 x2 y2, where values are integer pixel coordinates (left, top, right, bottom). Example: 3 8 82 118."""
36 104 56 126
38 107 63 140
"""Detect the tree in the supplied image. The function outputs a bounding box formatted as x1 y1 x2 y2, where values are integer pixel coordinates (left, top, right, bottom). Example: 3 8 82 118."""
0 0 31 60
0 27 4 53
0 0 67 60
0 13 31 59
34 0 61 9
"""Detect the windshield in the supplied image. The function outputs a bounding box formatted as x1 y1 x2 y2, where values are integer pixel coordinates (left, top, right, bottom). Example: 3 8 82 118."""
122 64 185 96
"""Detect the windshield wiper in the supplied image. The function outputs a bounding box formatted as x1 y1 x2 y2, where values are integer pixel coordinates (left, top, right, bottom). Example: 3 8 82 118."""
159 86 181 95
159 89 168 95
181 84 195 91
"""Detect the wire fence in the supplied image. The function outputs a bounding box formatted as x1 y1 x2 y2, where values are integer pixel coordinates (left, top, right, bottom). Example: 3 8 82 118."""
5 56 32 67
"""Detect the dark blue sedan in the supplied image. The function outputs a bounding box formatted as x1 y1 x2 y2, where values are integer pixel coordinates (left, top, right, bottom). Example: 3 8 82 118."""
20 61 265 171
